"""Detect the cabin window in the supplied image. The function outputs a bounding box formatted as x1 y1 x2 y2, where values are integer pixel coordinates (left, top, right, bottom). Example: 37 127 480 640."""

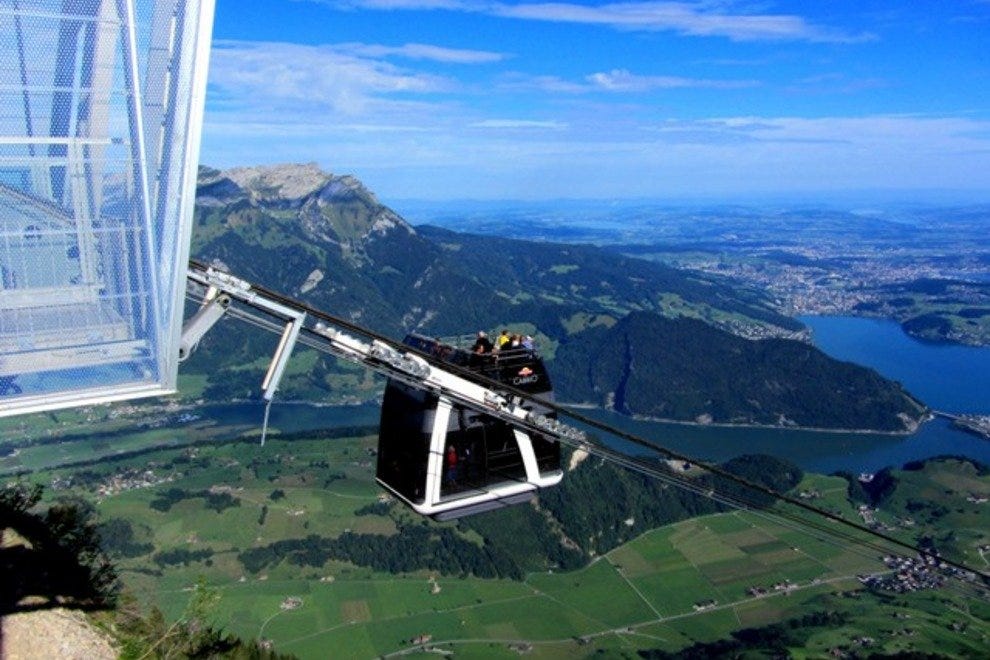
440 414 527 499
377 384 433 504
531 433 561 474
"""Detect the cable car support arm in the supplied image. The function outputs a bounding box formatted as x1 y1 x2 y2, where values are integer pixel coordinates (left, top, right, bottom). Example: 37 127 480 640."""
183 260 587 448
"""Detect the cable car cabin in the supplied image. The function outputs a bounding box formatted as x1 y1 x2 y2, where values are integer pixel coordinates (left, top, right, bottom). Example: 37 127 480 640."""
377 333 563 520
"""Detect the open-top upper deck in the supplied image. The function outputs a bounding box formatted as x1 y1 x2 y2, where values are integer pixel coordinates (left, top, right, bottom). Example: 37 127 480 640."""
401 332 553 396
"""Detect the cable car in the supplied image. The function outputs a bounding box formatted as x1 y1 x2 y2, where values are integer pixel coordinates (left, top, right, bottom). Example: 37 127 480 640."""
377 333 563 520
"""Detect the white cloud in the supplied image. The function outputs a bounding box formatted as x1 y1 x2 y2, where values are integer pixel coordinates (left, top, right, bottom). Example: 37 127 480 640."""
200 39 990 198
209 40 453 115
336 41 506 63
204 120 435 136
327 0 473 9
586 68 759 91
201 108 990 200
646 115 990 150
498 69 757 93
311 1 873 43
471 119 568 128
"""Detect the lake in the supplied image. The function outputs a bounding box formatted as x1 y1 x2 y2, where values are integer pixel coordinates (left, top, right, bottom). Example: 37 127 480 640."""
198 401 382 434
206 316 990 475
572 315 990 474
575 409 990 475
798 315 990 413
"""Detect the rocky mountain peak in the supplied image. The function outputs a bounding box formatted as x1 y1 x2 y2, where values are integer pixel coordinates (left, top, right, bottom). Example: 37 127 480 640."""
320 174 377 202
194 163 416 268
223 162 333 202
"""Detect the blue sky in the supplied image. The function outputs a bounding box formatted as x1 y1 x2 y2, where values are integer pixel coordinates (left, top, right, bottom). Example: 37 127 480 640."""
200 1 990 202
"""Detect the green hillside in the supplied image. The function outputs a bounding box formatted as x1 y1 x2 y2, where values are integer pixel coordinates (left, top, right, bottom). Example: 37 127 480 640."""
552 311 927 432
8 428 987 658
191 165 799 347
181 164 927 434
413 224 801 334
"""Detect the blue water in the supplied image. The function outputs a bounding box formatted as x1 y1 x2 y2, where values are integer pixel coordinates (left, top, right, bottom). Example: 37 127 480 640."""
799 315 990 414
199 401 381 434
205 317 990 474
575 315 990 474
579 409 990 475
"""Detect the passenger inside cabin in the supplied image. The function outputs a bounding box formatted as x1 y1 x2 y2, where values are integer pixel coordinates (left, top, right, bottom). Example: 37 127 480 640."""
497 329 511 350
445 444 459 485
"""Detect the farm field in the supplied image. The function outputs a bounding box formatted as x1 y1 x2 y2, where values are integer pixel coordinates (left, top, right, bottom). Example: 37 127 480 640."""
19 428 990 658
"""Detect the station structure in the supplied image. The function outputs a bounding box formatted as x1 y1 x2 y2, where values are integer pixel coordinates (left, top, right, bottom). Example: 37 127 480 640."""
1 0 215 416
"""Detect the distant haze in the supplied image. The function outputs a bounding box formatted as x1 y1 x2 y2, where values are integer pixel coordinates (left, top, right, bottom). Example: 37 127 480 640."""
203 1 990 202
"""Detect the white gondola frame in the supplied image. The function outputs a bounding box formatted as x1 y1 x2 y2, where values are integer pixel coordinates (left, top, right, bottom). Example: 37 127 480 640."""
376 391 564 520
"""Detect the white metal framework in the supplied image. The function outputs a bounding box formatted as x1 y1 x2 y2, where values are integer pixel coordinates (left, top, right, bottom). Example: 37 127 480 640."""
412 397 562 520
0 0 216 416
184 263 581 519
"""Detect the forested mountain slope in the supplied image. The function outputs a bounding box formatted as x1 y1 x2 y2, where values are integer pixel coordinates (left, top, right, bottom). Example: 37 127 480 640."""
552 311 926 432
192 164 797 341
186 164 925 431
413 224 800 334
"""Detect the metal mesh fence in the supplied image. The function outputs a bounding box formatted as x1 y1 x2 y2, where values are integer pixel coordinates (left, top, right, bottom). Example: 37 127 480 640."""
0 0 214 414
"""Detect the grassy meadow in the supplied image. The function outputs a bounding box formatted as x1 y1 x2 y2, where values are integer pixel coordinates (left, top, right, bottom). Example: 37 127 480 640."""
13 422 990 658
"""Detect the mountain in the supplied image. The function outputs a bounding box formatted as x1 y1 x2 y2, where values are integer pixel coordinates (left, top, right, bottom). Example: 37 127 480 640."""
186 164 924 432
192 163 798 339
553 311 926 432
194 163 427 337
413 225 803 336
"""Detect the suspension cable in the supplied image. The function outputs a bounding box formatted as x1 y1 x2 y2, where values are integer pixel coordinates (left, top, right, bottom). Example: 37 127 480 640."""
184 260 990 585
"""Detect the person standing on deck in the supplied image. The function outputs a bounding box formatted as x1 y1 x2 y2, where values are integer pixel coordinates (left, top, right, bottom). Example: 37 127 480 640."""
472 331 493 354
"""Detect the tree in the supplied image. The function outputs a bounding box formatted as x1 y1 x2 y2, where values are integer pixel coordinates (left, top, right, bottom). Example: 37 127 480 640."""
0 483 118 613
114 579 296 659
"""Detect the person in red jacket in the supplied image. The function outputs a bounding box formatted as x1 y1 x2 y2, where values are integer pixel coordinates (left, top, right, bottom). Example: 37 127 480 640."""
445 444 459 486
